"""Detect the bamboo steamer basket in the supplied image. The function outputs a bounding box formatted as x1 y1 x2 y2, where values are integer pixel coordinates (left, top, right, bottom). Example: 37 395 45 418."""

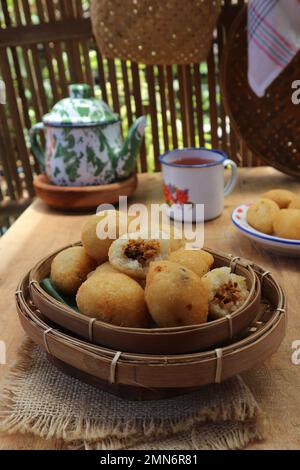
16 264 286 400
29 246 261 355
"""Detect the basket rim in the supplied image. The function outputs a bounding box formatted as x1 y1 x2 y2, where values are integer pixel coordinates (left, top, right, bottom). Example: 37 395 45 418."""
18 266 286 363
29 244 258 335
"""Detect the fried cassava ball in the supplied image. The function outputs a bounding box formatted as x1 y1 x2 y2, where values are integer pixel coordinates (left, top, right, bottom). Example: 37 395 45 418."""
262 189 296 209
81 210 129 263
288 197 300 210
51 246 96 295
109 232 170 279
76 272 149 328
247 198 279 234
273 209 300 240
168 248 214 278
145 261 208 327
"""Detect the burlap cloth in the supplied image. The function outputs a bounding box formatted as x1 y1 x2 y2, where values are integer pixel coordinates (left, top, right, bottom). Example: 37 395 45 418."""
0 340 265 450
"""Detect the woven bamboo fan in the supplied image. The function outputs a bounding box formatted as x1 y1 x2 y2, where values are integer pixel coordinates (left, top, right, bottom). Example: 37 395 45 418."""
90 0 221 65
16 266 286 400
220 7 300 178
29 245 261 355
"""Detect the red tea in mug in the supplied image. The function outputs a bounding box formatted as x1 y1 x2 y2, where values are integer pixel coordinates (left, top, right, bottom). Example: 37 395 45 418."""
172 157 214 166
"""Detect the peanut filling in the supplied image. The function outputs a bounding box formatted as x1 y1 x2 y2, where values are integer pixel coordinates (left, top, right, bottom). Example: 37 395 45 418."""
211 281 243 310
124 239 160 266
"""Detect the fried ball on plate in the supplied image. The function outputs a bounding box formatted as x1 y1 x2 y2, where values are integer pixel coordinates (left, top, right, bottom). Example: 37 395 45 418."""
247 198 280 234
288 197 300 210
202 267 249 320
262 189 295 209
168 248 214 278
145 261 209 327
81 210 129 263
76 272 149 328
273 209 300 240
51 246 96 295
109 232 170 280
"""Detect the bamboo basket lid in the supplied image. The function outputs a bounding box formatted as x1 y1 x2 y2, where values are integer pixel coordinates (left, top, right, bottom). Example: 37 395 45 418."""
16 264 286 396
220 7 300 178
90 0 221 65
29 245 261 355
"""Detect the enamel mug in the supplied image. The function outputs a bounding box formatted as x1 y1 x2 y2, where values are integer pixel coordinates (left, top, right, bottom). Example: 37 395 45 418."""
160 148 238 222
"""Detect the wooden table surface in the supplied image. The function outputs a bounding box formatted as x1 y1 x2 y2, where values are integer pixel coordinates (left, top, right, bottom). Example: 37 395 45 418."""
0 167 300 450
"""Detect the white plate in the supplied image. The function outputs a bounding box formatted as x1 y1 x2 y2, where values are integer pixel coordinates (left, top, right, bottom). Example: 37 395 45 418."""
232 204 300 257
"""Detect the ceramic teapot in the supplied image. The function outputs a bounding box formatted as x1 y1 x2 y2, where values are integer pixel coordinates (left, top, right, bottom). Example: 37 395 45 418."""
30 84 147 186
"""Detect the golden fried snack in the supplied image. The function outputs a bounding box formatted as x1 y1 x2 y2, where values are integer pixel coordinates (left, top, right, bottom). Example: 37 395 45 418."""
168 248 214 278
81 210 129 263
160 224 185 252
247 198 280 234
273 209 300 240
288 197 300 210
145 261 208 327
51 246 96 295
109 232 170 279
202 267 249 320
87 261 120 279
76 272 149 328
262 189 295 209
88 260 146 288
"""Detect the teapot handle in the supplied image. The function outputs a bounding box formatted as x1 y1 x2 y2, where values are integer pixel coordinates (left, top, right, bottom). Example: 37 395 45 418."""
30 122 45 171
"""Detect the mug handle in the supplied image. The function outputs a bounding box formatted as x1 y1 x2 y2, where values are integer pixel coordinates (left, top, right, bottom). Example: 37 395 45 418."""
223 159 238 196
30 122 45 171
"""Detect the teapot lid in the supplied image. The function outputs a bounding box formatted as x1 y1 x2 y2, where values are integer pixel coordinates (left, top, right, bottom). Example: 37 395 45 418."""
43 84 119 127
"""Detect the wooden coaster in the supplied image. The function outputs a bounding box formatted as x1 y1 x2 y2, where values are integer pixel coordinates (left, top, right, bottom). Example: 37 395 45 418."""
33 173 138 211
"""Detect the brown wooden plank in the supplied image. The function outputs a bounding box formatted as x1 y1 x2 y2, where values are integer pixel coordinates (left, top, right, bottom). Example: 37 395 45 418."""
0 17 91 48
0 118 17 200
157 66 169 152
0 48 34 196
107 59 121 115
0 0 31 129
184 64 196 147
121 61 133 127
45 0 68 96
0 106 22 197
146 65 160 171
178 65 189 147
131 62 147 172
21 0 49 114
166 65 178 149
36 0 60 103
60 0 84 83
217 17 228 151
207 47 219 149
193 64 205 147
96 50 108 102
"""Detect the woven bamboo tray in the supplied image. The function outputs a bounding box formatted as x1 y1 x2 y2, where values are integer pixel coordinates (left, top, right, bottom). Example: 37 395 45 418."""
29 246 260 355
16 265 286 400
220 7 300 178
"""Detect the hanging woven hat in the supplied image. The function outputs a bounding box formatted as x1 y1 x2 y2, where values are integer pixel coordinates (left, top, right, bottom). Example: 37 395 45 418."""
90 0 221 65
220 7 300 178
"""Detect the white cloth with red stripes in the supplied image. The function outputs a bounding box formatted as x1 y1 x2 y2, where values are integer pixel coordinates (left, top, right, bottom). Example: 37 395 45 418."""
248 0 300 97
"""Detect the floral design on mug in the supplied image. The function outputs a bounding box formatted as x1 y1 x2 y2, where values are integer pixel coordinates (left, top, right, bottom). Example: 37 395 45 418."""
163 183 190 206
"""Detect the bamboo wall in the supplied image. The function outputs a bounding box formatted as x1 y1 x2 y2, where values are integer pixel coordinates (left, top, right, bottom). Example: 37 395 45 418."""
0 0 250 216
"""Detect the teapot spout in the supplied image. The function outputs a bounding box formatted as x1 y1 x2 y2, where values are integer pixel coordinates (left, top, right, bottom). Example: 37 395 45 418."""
116 116 147 179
